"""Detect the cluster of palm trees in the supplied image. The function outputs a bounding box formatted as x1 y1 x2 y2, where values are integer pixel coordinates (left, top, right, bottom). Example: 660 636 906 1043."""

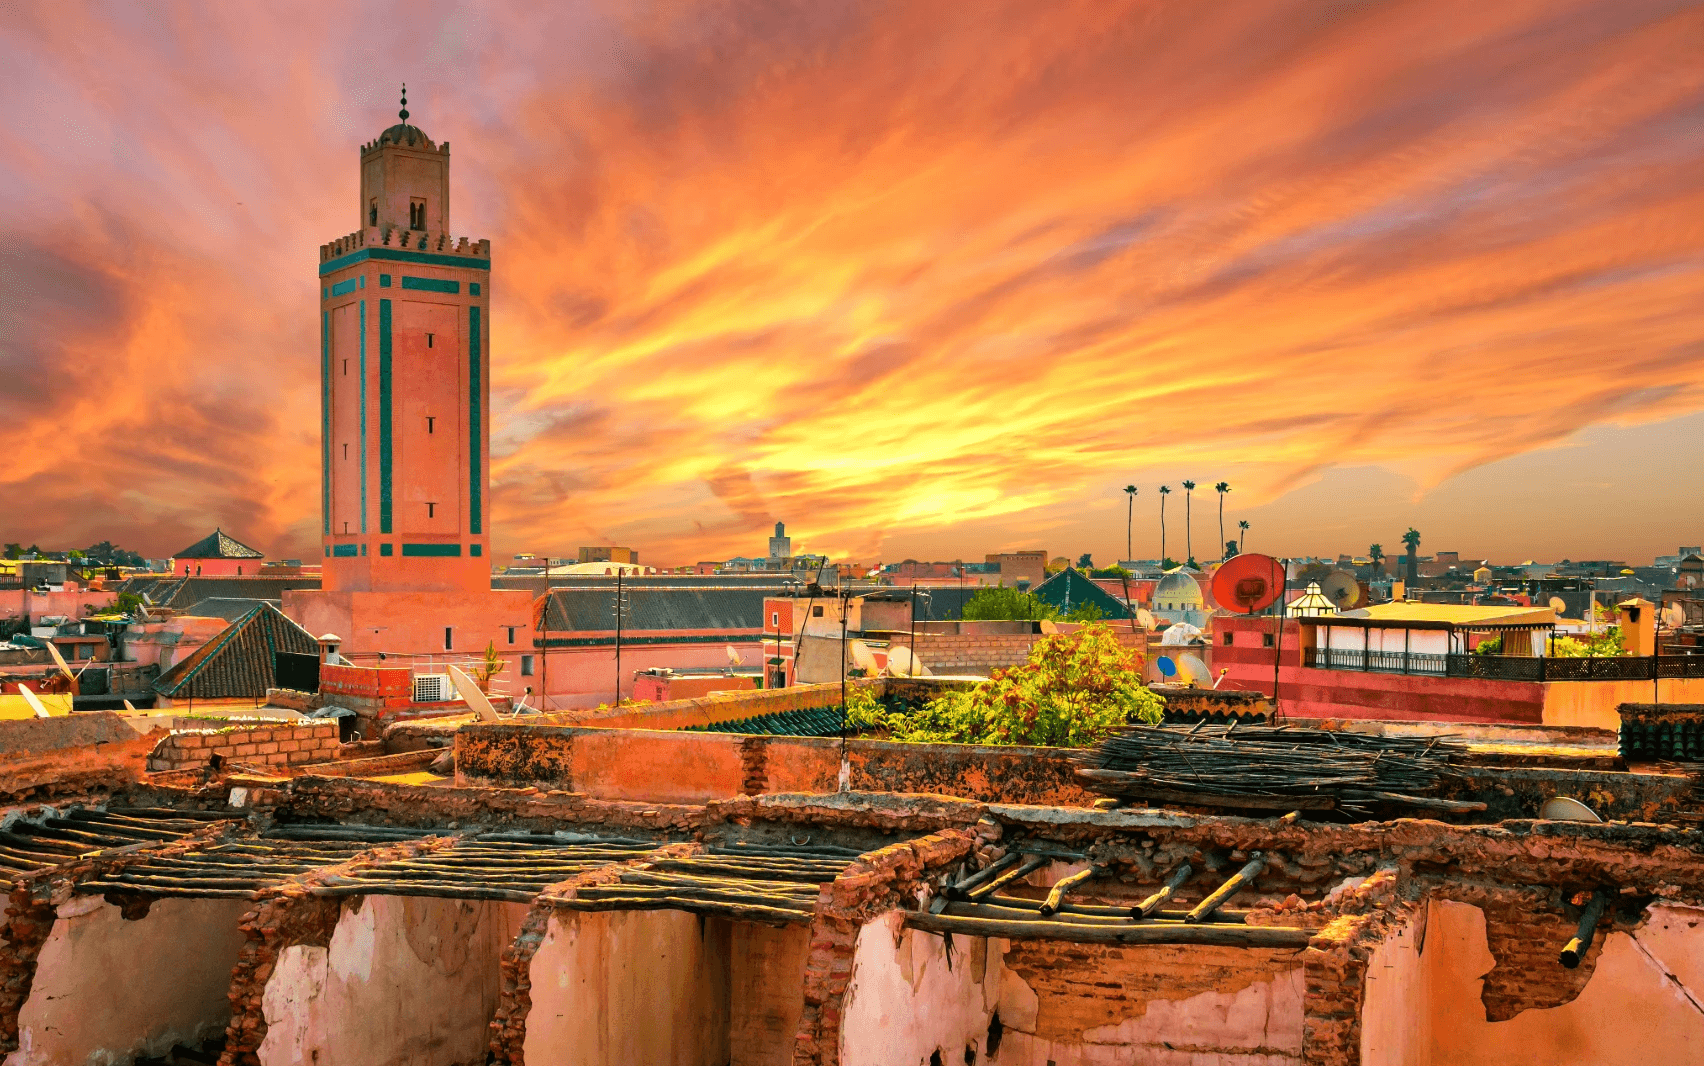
1123 482 1247 570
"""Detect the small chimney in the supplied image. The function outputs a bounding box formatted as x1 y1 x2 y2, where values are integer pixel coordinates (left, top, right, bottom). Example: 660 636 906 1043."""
317 633 343 665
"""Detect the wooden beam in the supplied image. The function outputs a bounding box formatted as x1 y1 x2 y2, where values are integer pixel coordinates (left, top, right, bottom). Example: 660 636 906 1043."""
1185 855 1264 924
906 911 1311 947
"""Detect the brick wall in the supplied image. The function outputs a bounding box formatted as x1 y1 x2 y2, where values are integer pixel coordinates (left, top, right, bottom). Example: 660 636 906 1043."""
146 721 341 772
909 629 1146 678
318 663 413 702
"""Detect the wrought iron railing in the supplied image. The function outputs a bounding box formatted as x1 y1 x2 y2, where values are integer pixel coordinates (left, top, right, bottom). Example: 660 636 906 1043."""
1305 649 1704 682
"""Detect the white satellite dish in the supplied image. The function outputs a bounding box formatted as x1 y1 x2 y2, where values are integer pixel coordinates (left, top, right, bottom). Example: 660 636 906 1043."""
18 684 51 719
1548 596 1567 614
850 640 880 675
726 644 744 667
1136 608 1157 631
887 646 931 677
44 641 74 683
1179 653 1210 685
1540 796 1602 823
447 664 502 723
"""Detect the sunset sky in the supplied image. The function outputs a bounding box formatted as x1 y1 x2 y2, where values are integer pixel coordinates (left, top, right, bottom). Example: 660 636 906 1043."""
2 0 1702 567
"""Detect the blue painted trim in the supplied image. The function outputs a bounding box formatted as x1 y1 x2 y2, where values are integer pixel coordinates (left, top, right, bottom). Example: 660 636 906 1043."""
359 275 366 289
330 278 358 297
469 305 481 535
361 543 367 556
321 287 328 299
379 300 393 534
324 546 331 558
470 282 481 295
320 311 330 536
471 543 483 557
380 543 393 557
320 247 490 276
401 276 459 293
380 274 391 287
402 543 463 557
359 300 367 534
332 543 359 558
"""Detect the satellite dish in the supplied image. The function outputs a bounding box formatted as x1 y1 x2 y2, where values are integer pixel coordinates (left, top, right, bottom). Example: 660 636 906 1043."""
1210 554 1284 614
850 640 880 675
1155 655 1177 678
887 646 931 677
1319 571 1361 611
447 664 502 723
1136 608 1157 631
726 644 744 667
1540 796 1602 823
44 641 74 682
1548 597 1567 614
18 684 51 719
1179 653 1210 684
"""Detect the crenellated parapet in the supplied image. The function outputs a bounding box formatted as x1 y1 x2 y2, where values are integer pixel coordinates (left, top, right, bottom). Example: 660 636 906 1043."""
319 227 491 264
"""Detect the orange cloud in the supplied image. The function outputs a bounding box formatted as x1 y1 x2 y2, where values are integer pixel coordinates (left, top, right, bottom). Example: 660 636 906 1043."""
2 0 1702 564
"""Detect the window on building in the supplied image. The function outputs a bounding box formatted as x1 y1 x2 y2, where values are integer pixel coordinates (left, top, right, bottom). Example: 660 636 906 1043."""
1262 632 1274 648
521 654 535 676
426 502 436 519
444 627 453 651
369 199 378 226
409 198 426 230
426 333 434 348
507 626 516 645
813 606 824 617
1223 632 1233 646
771 611 780 627
426 416 435 434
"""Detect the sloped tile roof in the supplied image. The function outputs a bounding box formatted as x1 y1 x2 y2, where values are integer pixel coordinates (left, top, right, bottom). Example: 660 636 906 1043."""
173 529 265 560
1034 567 1135 619
154 602 320 699
684 707 847 737
540 585 795 632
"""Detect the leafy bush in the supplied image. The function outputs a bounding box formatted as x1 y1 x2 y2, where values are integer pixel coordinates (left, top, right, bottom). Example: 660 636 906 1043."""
961 586 1061 621
855 624 1163 747
1065 601 1105 623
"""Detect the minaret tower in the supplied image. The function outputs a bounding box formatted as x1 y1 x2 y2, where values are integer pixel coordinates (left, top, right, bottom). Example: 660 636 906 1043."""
316 85 491 594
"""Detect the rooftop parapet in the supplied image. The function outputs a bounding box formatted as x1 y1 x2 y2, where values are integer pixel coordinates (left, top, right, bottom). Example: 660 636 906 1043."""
319 227 491 264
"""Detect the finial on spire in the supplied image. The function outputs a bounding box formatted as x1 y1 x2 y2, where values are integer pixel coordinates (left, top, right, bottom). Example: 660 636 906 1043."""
399 83 409 122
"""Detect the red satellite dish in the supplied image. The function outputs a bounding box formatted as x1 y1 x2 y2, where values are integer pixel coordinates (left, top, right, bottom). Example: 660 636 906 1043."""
1211 553 1284 614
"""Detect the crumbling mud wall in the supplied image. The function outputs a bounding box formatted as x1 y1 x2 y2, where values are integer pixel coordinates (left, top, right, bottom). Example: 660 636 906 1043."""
9 896 250 1065
256 895 529 1066
521 910 733 1066
1361 899 1704 1065
0 713 154 804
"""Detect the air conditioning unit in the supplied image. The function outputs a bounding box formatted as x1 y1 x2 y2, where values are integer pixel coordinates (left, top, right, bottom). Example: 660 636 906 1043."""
412 673 452 703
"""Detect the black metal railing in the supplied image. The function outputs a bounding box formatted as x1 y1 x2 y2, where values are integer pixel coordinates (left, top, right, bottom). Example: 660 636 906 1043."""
1305 649 1704 682
1303 648 1446 675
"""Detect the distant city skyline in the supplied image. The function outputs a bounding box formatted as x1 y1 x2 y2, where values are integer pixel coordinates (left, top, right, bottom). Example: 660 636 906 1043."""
2 2 1701 567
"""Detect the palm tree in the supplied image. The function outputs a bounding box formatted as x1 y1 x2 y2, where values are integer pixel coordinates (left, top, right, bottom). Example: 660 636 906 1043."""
1158 485 1171 565
1368 543 1385 580
1123 485 1138 563
1238 520 1249 553
1402 528 1421 586
1214 482 1231 560
1181 480 1197 567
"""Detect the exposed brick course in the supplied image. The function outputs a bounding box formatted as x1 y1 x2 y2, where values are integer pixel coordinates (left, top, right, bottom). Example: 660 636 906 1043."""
146 721 341 772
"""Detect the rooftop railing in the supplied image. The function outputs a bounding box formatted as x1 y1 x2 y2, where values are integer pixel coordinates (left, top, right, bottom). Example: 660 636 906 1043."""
1301 648 1704 682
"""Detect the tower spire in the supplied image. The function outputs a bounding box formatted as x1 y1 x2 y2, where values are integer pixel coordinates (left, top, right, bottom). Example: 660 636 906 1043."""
399 83 409 122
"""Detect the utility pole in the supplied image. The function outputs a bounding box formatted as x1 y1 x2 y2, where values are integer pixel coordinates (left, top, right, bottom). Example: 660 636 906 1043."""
613 568 626 706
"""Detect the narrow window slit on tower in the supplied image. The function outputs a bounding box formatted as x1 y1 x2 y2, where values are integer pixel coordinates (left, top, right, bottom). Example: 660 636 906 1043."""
410 198 426 230
427 416 435 434
444 627 453 651
369 199 378 227
426 502 436 518
426 333 434 348
343 359 348 375
343 444 348 459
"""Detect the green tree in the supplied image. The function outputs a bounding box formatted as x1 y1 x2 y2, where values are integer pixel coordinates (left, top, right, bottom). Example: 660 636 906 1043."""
1076 552 1093 569
1182 480 1197 566
961 586 1061 621
1238 520 1249 553
1402 528 1421 586
850 624 1163 747
3 543 20 560
1224 540 1239 559
1158 485 1171 564
1215 482 1231 560
1066 601 1106 623
1368 543 1384 580
1123 485 1138 563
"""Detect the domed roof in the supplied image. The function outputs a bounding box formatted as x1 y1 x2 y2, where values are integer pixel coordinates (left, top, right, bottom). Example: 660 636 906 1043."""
375 122 434 149
1154 570 1204 603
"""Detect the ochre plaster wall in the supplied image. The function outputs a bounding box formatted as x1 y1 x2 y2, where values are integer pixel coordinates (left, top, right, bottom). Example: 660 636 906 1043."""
1361 900 1704 1066
8 896 250 1065
1541 678 1704 728
838 911 1306 1066
522 910 731 1066
255 895 527 1066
